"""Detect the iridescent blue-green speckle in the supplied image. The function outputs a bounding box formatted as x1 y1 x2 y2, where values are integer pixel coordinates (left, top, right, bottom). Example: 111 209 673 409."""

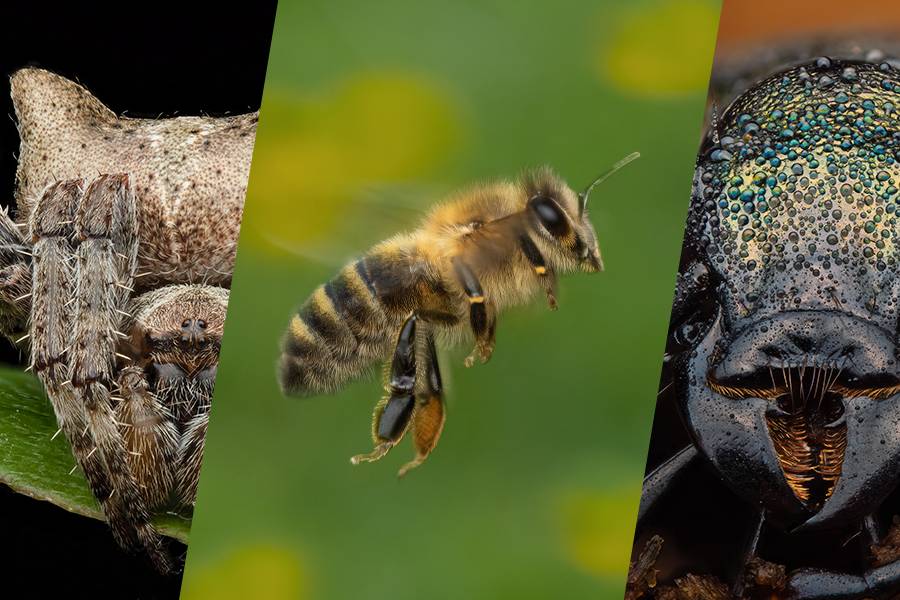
691 59 900 327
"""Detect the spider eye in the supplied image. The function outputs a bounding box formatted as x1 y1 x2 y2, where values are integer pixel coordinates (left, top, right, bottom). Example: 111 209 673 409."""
530 196 569 238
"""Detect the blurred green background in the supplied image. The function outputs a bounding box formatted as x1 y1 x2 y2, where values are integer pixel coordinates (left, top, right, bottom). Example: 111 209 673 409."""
182 1 719 598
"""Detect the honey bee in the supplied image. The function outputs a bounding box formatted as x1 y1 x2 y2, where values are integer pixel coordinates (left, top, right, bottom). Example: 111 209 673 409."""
279 152 639 475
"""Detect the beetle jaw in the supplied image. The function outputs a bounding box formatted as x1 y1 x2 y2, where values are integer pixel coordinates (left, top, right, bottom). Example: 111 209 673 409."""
694 309 900 529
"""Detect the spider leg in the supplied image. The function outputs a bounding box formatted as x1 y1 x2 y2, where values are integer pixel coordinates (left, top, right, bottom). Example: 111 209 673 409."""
68 174 170 571
397 330 445 478
175 390 210 508
451 257 496 367
29 180 141 551
351 313 419 465
116 365 178 510
0 206 32 342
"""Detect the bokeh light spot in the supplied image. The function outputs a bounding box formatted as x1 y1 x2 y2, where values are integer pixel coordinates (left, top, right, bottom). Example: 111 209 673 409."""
181 542 308 600
601 0 718 97
558 485 641 577
244 72 463 254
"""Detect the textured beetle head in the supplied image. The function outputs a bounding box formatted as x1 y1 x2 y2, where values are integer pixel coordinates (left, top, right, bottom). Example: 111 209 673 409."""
677 58 900 530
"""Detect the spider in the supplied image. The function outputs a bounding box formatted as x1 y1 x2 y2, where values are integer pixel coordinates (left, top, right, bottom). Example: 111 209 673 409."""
0 67 256 571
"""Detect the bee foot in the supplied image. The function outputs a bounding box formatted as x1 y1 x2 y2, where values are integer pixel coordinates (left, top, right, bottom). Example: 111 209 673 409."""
464 345 492 367
547 293 558 310
350 442 393 465
478 343 494 364
397 455 427 478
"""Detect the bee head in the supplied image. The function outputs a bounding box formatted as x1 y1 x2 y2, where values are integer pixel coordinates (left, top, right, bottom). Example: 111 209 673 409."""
524 152 639 274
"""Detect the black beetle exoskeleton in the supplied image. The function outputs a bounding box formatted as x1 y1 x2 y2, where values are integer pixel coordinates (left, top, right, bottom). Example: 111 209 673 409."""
629 55 900 600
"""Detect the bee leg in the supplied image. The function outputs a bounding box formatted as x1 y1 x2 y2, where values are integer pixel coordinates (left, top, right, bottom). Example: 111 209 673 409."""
351 313 418 465
519 234 558 310
452 257 496 367
398 332 445 477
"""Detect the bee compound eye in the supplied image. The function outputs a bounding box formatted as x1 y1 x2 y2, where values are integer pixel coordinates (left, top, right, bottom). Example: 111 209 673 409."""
530 196 569 238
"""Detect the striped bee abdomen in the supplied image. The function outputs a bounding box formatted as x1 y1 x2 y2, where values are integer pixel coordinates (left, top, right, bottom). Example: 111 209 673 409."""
279 256 400 396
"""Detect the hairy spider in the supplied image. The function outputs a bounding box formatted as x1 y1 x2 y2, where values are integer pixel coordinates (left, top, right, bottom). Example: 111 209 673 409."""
0 68 256 571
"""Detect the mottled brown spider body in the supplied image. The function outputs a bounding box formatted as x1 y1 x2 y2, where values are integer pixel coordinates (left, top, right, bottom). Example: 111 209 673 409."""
12 68 253 290
0 68 255 571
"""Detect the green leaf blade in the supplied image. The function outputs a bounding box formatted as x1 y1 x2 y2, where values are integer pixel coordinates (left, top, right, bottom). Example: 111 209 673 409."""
0 365 190 543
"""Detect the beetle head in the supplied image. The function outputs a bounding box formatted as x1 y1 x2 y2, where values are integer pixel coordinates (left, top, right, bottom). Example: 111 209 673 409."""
674 58 900 531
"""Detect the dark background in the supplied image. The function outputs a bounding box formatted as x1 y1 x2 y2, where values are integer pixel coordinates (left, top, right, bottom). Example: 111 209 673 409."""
1 2 276 597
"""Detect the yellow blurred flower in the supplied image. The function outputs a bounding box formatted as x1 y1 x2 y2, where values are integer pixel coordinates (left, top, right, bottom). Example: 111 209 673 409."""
558 485 641 578
601 0 719 97
244 72 463 253
181 542 308 600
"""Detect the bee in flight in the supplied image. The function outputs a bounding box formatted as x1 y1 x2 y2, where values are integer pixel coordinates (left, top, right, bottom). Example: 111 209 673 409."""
279 152 639 475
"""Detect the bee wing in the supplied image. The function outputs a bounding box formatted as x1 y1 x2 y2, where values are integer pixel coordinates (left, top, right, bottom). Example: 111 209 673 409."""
457 211 531 272
262 182 435 268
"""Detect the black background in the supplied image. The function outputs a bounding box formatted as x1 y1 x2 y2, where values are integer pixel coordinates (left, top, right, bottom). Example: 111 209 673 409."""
0 1 276 597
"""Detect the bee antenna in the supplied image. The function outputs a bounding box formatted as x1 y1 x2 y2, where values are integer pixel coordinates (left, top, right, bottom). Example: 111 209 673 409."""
578 151 640 217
